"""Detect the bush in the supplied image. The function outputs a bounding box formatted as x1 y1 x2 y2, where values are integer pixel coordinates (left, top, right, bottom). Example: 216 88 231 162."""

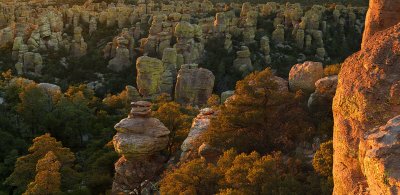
324 64 341 76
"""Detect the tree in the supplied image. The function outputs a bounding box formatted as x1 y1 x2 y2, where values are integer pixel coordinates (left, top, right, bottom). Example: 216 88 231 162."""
160 149 309 195
153 102 193 157
160 158 220 195
313 140 333 178
312 140 334 194
24 151 62 195
5 134 80 194
202 68 314 154
17 83 52 136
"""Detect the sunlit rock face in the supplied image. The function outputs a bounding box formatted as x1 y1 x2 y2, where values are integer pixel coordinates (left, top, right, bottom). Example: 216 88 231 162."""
112 101 170 194
362 0 400 48
136 56 164 99
180 108 216 162
174 64 215 106
333 23 400 195
288 61 324 93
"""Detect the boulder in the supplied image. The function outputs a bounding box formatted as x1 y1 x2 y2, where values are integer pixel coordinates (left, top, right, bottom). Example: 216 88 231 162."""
308 75 338 112
175 64 215 105
221 90 234 104
233 46 253 77
107 37 131 72
358 116 400 194
289 61 323 93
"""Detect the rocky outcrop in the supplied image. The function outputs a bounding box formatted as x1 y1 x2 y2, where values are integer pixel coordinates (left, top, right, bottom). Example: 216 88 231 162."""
174 64 215 105
333 23 400 195
112 101 170 194
107 36 132 72
221 90 234 104
136 56 164 99
180 108 216 162
289 61 323 93
358 116 400 194
308 75 338 112
233 46 253 77
362 0 400 48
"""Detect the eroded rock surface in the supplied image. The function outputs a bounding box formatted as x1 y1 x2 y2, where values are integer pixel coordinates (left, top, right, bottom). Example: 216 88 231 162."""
289 61 323 93
359 116 400 195
362 0 400 48
333 23 400 195
175 64 215 105
180 108 216 162
112 101 170 194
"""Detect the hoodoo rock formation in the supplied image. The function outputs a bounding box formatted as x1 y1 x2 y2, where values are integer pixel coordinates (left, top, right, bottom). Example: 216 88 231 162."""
180 108 217 162
333 20 400 195
362 0 400 48
175 64 215 105
112 101 170 194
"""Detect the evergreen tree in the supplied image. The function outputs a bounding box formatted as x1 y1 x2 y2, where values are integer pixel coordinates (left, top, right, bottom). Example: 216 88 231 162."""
24 151 62 195
5 134 80 194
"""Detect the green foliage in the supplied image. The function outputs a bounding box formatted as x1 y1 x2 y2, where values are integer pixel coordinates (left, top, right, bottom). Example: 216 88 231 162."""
160 149 322 195
24 151 62 195
5 134 80 194
153 101 195 157
313 140 333 177
324 64 342 76
312 140 334 194
202 68 315 153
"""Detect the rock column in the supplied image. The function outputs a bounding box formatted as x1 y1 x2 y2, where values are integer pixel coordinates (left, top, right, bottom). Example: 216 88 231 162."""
112 101 170 194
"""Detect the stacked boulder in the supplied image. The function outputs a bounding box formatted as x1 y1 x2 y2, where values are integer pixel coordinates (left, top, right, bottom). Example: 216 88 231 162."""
174 21 204 64
107 37 132 72
233 46 253 77
112 101 170 194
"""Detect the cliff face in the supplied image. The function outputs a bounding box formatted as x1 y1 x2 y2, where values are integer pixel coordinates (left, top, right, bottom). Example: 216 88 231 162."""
362 0 400 48
333 21 400 194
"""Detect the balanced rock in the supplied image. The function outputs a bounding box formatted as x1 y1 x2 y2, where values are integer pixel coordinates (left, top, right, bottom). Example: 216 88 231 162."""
289 61 323 93
112 101 169 193
233 46 253 77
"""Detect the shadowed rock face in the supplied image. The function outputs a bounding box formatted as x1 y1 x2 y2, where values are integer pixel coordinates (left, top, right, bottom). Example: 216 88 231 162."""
333 23 400 195
362 0 400 48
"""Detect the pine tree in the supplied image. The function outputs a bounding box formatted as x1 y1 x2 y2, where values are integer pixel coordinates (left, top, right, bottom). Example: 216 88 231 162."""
24 151 62 195
5 134 80 194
